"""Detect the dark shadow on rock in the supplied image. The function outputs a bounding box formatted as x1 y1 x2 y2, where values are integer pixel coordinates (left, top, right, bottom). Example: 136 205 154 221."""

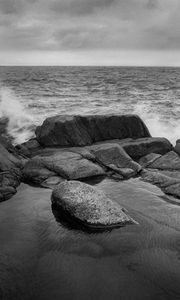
51 203 121 234
80 174 107 185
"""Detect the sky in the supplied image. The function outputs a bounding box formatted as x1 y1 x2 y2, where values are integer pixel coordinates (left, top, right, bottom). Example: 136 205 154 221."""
0 0 180 66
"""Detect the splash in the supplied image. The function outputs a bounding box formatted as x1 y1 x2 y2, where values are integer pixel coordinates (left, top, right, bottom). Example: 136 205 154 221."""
133 102 179 145
0 87 35 144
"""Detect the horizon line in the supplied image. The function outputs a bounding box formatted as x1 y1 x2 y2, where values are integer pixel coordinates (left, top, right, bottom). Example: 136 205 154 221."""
0 65 180 68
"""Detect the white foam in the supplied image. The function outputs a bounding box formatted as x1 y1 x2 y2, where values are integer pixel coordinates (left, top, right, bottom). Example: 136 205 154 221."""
133 102 179 145
0 87 34 144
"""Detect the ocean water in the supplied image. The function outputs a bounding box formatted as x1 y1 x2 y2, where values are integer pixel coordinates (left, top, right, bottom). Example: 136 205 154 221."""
0 66 180 144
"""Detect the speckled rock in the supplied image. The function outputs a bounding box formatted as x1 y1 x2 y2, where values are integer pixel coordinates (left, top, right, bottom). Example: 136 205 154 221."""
52 181 136 230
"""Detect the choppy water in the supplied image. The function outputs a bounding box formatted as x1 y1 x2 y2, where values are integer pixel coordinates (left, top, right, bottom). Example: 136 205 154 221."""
0 66 180 144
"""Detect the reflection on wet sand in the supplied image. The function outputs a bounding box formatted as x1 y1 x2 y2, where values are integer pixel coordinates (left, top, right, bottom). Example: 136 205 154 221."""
0 179 180 300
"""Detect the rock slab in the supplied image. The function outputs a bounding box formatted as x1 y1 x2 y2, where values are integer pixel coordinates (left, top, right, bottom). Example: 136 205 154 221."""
118 137 172 159
87 143 142 176
23 150 105 186
52 181 136 229
148 151 180 170
141 169 180 199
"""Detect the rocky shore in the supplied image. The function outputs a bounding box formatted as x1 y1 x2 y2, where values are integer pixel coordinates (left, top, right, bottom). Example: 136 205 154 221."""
1 113 180 230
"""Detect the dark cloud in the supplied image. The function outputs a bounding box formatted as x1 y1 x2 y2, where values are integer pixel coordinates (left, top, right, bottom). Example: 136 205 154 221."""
0 0 22 14
0 0 179 55
146 0 158 9
50 0 116 16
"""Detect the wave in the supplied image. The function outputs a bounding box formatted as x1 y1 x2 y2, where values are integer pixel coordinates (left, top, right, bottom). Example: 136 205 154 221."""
0 87 35 144
133 103 179 145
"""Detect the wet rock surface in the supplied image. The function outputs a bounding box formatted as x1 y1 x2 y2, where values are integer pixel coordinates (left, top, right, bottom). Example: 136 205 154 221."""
52 180 136 229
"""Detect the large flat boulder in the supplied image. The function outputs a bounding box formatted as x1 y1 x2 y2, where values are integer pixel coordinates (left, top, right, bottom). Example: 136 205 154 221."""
36 114 151 147
23 150 105 186
86 143 142 178
52 181 136 230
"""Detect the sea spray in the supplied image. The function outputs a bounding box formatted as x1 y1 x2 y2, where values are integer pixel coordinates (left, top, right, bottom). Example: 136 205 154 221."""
133 102 179 145
0 87 35 144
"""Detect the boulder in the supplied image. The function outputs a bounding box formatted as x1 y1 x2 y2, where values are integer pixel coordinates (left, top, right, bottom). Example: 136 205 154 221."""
36 114 151 147
174 139 180 156
141 169 180 199
0 142 22 201
0 186 16 202
23 163 57 186
141 169 180 187
88 137 172 159
52 181 136 230
23 150 105 185
0 143 22 171
138 153 162 168
148 151 180 170
86 143 141 178
118 137 172 159
15 138 41 158
0 117 11 147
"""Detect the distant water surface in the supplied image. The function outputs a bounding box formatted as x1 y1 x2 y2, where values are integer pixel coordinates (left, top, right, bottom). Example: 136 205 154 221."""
0 66 180 143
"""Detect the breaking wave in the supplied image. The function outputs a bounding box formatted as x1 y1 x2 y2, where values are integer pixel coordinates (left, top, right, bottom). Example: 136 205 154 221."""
133 103 179 145
0 87 35 144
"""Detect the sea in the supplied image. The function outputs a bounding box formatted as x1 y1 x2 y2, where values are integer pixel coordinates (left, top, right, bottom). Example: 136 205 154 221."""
0 66 180 144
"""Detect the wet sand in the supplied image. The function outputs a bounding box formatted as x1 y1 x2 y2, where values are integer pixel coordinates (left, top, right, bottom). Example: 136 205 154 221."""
0 179 180 300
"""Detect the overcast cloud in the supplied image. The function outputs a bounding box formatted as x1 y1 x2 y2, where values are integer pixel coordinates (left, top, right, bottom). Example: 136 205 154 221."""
0 0 180 65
